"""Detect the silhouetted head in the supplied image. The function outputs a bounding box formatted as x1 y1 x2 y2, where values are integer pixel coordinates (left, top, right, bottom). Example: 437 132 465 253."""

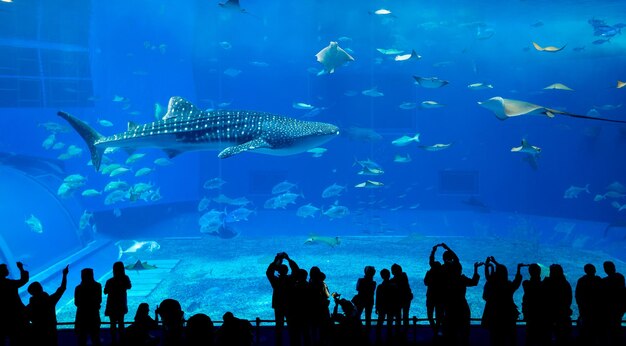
364 265 376 278
186 313 213 341
310 266 321 277
603 261 616 275
223 311 235 323
81 268 95 282
27 281 43 296
135 302 150 321
495 264 508 281
391 263 402 276
528 263 541 279
157 298 184 326
549 264 564 279
296 268 308 281
277 264 288 276
432 261 442 269
380 268 390 280
0 264 8 278
113 261 125 277
442 250 455 263
584 263 596 276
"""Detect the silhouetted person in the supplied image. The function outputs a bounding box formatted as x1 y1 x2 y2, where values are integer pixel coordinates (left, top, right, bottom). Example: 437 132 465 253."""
156 298 185 346
104 261 132 345
425 244 446 338
600 261 625 346
330 293 367 346
575 263 602 346
542 264 572 346
266 252 293 346
375 268 398 345
122 302 159 346
480 257 522 346
26 264 69 346
309 266 331 346
185 313 214 346
440 244 481 346
390 263 413 334
0 262 29 346
521 264 547 346
286 266 311 346
353 266 376 332
215 311 253 346
74 268 102 346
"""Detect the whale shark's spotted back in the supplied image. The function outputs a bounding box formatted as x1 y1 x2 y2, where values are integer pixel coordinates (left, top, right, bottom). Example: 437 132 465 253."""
58 96 339 170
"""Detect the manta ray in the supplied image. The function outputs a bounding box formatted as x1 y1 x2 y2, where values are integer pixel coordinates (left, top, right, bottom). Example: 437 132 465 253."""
315 41 354 74
478 96 626 123
58 97 339 171
125 260 158 271
532 42 566 52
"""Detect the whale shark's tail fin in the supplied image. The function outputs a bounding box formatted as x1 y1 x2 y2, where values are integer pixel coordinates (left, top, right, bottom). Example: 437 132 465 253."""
57 111 105 171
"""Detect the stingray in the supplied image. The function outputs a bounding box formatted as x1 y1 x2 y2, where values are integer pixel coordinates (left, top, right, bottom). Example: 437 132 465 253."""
413 76 449 88
617 80 625 89
218 0 258 18
532 42 566 52
511 139 541 155
478 96 626 123
315 41 354 74
544 83 574 91
125 260 158 271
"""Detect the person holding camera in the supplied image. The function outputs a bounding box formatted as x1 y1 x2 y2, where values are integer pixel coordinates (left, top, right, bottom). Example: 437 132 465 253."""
266 252 299 346
0 261 30 346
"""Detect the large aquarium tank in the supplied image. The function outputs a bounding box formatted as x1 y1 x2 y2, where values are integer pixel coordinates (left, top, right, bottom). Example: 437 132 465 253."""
1 0 625 324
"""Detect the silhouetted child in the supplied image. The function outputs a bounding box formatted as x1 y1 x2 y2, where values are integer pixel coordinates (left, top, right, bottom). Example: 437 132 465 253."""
575 263 603 346
215 311 253 346
521 263 547 346
353 265 376 331
156 298 184 346
75 268 102 346
600 261 625 346
0 261 29 346
375 268 398 344
331 293 367 346
425 244 446 337
104 261 132 345
480 257 522 346
542 264 572 346
26 264 69 346
185 313 214 346
122 302 159 346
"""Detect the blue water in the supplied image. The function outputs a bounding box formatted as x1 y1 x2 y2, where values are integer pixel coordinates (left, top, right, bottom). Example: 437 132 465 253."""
1 0 626 322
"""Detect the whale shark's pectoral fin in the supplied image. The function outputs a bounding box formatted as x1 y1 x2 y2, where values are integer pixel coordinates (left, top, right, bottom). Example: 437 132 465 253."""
218 138 271 159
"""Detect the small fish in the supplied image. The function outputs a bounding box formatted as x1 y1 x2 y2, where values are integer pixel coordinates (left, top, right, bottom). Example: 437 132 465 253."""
198 197 211 212
98 119 114 127
563 184 590 199
322 183 345 198
419 143 452 151
544 83 574 91
357 166 384 176
25 214 43 234
355 180 384 188
323 203 350 219
112 95 128 102
532 42 566 52
297 204 320 218
52 142 65 150
116 240 160 260
81 189 102 197
394 50 421 61
223 68 242 77
393 154 412 163
370 9 392 16
399 102 417 110
376 48 404 55
125 153 146 165
292 102 315 110
203 177 226 190
134 167 153 177
511 139 541 156
42 134 56 150
272 181 297 194
218 41 232 49
420 101 445 109
362 87 384 97
467 83 493 90
154 157 172 166
307 147 327 158
110 167 131 177
392 134 420 146
413 76 449 88
304 235 341 247
79 210 93 230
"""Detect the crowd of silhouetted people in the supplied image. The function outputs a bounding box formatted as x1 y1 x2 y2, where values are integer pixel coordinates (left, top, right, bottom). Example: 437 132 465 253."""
1 242 625 346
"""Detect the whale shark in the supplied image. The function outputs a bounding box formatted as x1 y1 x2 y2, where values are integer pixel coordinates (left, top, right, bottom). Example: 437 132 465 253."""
58 97 340 171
